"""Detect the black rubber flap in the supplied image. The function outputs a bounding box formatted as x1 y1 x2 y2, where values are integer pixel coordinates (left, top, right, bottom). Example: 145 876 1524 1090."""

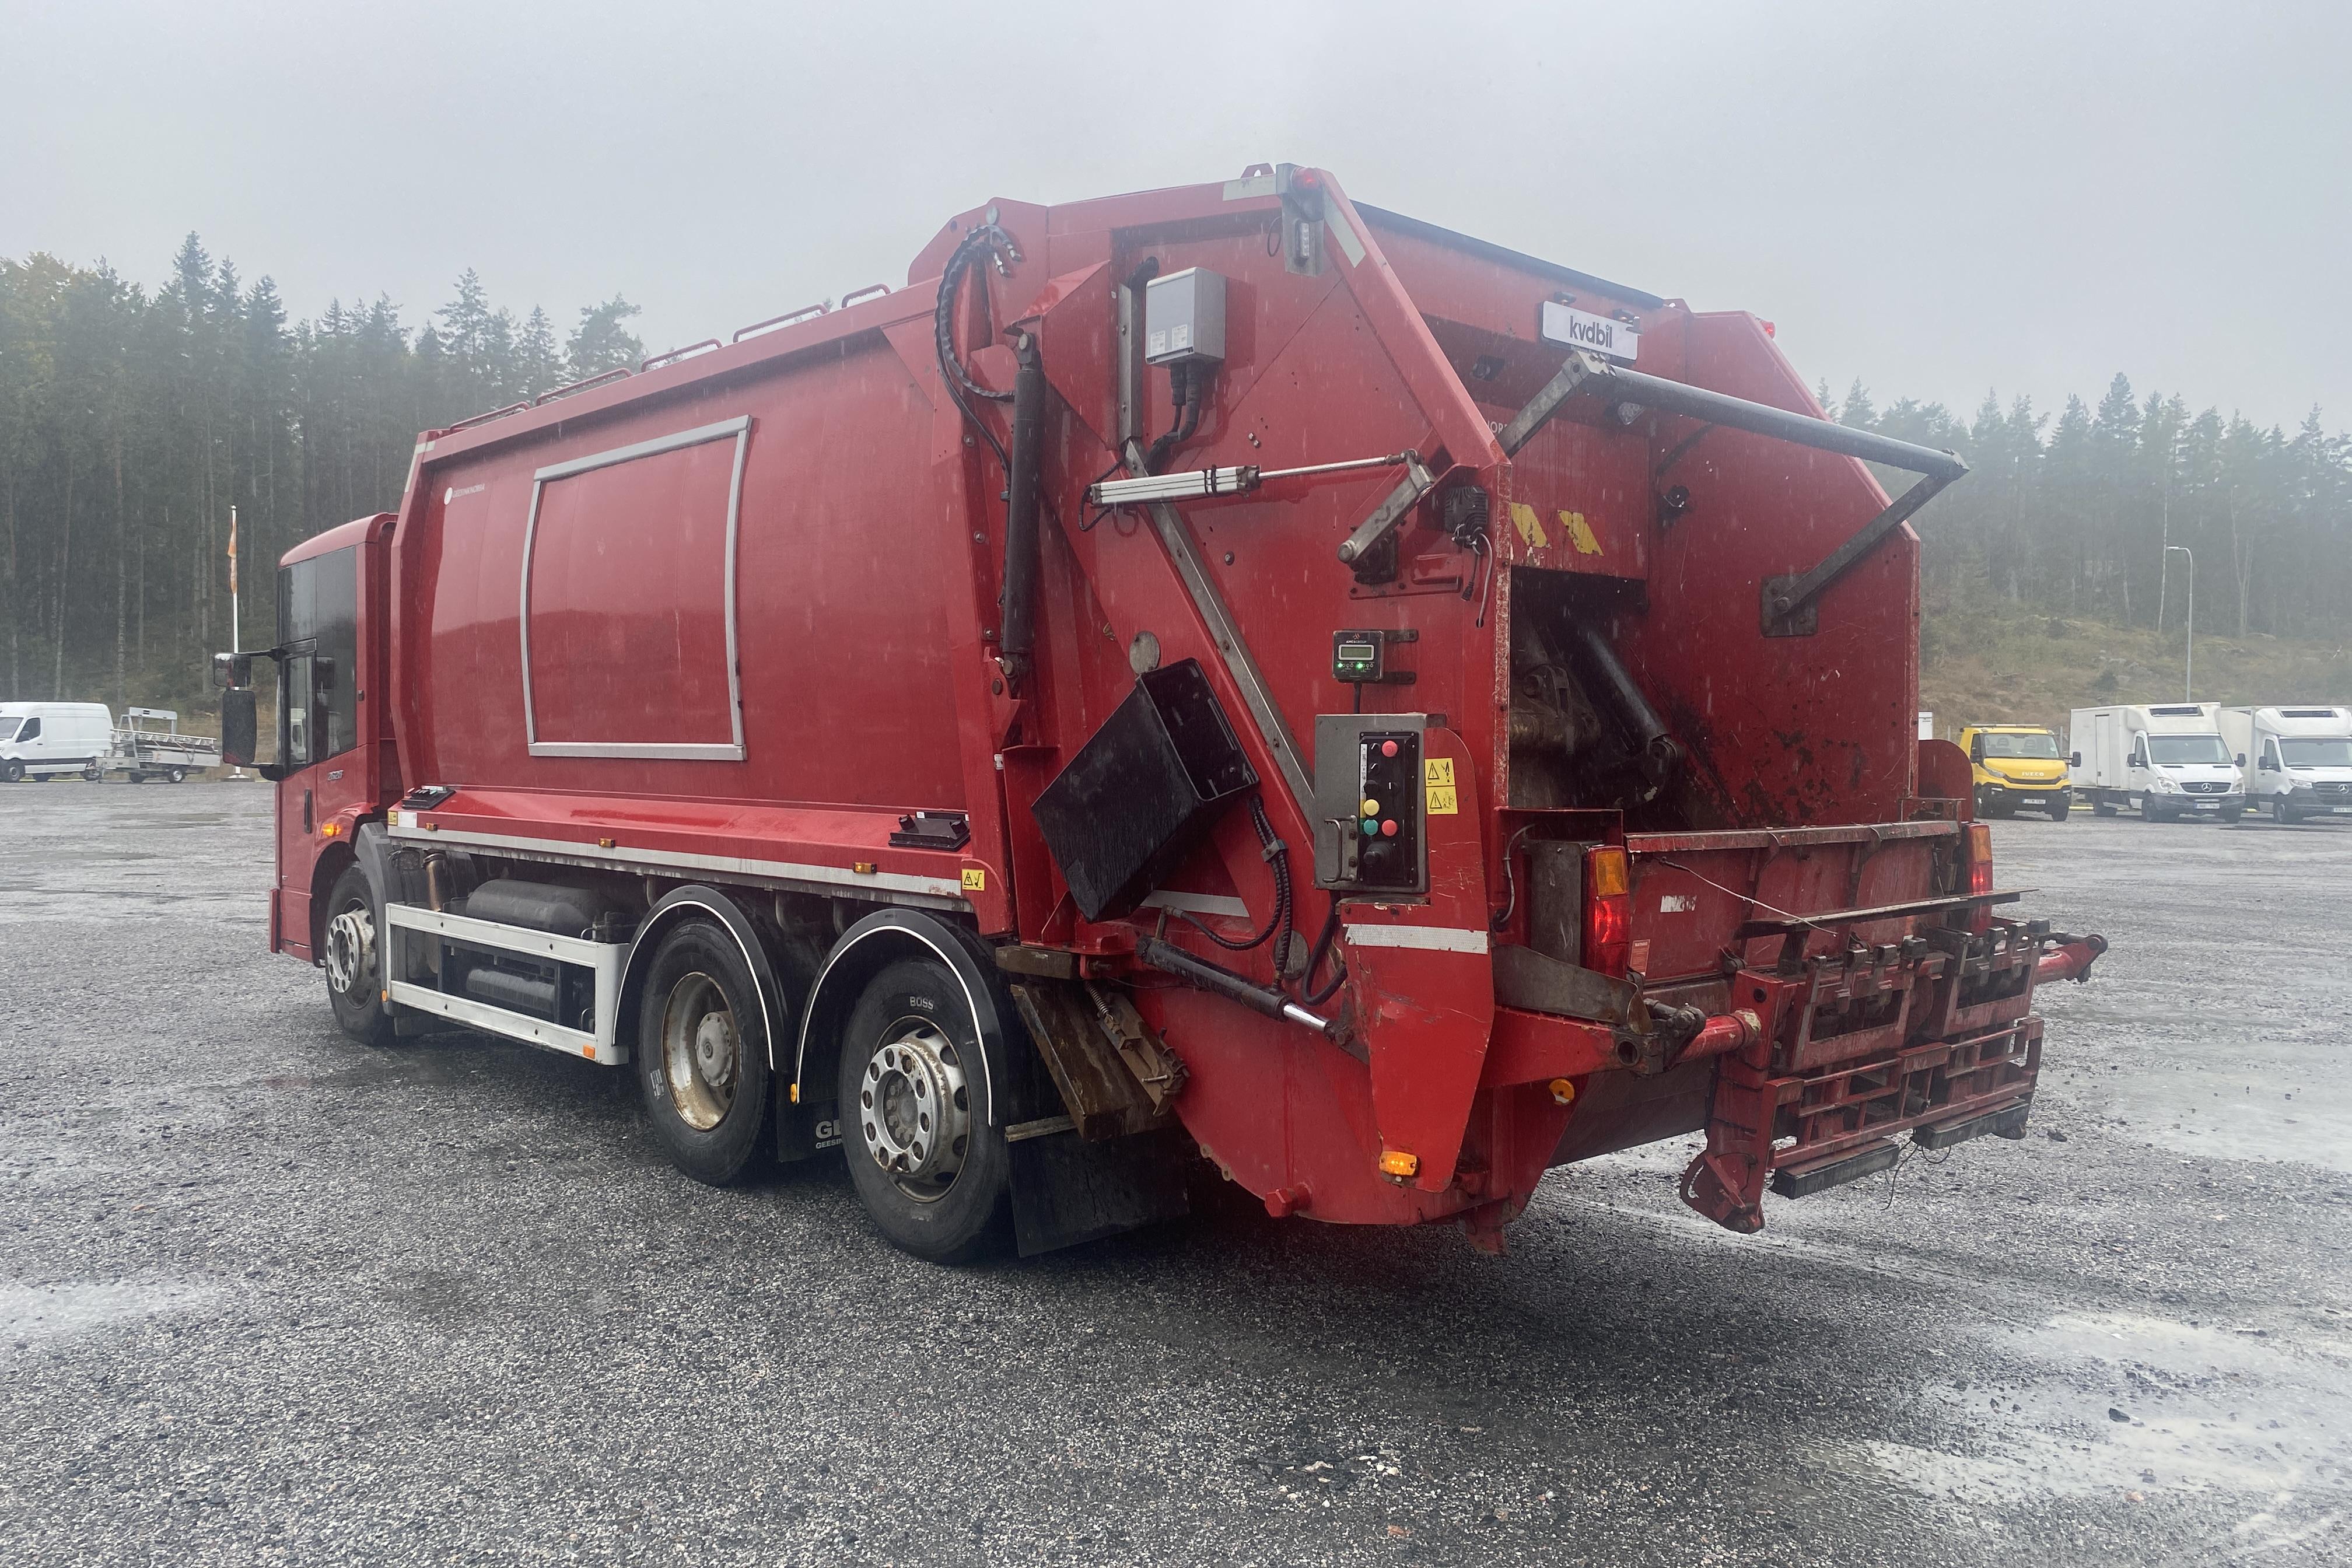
1031 659 1257 922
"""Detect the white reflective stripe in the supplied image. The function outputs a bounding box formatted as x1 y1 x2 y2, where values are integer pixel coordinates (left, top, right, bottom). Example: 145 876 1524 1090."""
384 820 966 901
1342 923 1489 954
1142 889 1250 919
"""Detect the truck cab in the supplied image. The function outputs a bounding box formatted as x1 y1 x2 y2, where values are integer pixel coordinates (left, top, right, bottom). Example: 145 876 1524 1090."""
2220 705 2352 823
1956 723 2070 820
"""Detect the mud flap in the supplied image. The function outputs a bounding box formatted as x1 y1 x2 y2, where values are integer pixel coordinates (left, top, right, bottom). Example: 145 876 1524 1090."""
1008 1125 1192 1257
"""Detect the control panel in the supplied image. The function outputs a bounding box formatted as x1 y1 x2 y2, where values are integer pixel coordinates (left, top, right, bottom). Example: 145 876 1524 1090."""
1330 627 1418 685
1312 713 1429 895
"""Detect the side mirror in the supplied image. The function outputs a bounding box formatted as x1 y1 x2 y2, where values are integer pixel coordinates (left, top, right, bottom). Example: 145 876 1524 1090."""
220 687 258 766
212 651 252 690
2235 752 2248 768
1969 739 1985 762
2070 751 2082 767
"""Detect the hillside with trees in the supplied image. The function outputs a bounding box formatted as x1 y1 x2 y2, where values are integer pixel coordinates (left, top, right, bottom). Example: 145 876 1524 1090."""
4 236 2349 715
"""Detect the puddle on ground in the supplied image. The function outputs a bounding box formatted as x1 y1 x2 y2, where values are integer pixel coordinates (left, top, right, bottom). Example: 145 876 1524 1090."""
0 1279 223 1350
1842 1309 2351 1550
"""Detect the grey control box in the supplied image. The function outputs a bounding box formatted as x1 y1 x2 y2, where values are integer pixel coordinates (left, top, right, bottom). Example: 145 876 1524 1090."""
1311 713 1429 897
1144 268 1226 366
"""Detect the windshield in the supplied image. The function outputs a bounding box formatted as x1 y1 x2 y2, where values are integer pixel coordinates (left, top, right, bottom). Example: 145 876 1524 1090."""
2281 737 2352 768
1981 732 2059 759
2148 734 2231 765
0 718 19 743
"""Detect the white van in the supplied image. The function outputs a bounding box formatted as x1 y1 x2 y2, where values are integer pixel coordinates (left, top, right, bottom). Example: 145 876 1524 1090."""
2068 702 2247 822
0 701 116 783
2219 705 2352 823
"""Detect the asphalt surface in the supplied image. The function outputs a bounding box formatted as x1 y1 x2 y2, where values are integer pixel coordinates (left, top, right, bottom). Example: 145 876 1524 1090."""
2 782 2347 1567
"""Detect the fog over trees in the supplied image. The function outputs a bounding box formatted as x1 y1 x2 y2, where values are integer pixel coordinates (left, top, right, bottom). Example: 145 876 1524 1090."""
4 237 2347 708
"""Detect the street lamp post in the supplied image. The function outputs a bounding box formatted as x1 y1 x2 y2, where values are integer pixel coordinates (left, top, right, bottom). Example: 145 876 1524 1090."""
2164 544 2193 702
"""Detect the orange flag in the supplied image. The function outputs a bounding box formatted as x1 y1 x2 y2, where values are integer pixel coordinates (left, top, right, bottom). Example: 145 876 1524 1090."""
226 507 238 595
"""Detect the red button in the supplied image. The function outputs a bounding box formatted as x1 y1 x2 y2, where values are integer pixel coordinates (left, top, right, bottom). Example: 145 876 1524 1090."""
1381 819 1398 836
1380 740 1398 758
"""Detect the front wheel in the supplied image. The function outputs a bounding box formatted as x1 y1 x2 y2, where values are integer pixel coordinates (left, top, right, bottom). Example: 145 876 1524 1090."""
837 956 1012 1264
83 762 102 782
2048 794 2071 821
323 864 396 1046
1 759 20 783
2221 807 2245 824
635 919 773 1186
167 766 187 785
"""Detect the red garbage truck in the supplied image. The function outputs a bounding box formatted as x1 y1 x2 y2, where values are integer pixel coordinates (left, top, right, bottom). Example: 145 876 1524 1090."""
217 164 2105 1261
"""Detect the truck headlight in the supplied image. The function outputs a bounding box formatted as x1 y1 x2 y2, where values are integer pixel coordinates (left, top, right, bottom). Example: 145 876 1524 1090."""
2152 775 2178 793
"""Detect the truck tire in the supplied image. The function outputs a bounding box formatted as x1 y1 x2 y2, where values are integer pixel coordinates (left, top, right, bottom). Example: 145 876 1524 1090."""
323 864 396 1046
167 766 187 785
2048 793 2071 821
83 761 102 782
3 760 22 783
2274 799 2299 824
635 919 773 1186
837 956 1012 1264
2220 807 2245 824
2092 792 2117 817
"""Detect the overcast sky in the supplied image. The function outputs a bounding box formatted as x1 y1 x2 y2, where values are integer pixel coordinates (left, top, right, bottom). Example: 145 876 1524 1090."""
6 0 2347 430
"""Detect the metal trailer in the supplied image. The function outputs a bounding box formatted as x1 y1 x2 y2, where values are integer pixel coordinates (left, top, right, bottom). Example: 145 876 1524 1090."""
215 165 2105 1261
2218 705 2352 822
106 708 222 783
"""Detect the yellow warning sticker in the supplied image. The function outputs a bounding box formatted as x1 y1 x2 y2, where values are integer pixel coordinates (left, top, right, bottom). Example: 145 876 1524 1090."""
961 867 988 891
1507 501 1549 550
1558 510 1604 555
1423 758 1458 815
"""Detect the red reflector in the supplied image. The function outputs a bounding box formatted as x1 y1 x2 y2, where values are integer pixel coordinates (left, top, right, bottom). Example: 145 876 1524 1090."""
1583 846 1634 976
1965 821 1994 931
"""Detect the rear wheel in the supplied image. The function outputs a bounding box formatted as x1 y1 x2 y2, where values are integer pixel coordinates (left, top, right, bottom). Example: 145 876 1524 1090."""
635 919 773 1186
323 864 396 1046
167 766 187 785
2092 792 2118 817
838 956 1011 1264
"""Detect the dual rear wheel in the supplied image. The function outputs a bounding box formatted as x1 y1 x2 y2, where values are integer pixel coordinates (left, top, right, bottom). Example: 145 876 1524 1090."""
632 932 1010 1262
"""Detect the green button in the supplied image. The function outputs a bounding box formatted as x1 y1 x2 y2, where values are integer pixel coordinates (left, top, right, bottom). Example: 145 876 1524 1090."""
1361 817 1380 835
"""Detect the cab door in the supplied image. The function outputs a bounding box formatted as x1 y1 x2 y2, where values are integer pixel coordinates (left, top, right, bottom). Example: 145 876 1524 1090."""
271 544 370 958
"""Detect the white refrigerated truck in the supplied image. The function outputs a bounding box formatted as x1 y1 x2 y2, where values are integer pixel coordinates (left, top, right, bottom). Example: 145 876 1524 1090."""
2069 702 2248 822
2218 705 2352 823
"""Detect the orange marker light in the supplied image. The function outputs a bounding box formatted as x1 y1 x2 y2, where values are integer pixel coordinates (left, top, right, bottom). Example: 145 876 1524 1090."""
1548 1077 1577 1107
1378 1149 1419 1180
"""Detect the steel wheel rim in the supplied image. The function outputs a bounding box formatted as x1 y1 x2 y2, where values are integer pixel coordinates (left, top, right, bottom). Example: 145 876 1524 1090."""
659 972 737 1131
857 1017 971 1202
325 898 376 1000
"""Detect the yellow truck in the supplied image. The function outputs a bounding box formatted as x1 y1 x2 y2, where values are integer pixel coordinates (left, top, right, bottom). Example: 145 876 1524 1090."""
1957 723 2072 821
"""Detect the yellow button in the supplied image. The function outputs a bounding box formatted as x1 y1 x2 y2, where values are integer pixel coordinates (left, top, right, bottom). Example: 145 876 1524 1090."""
1361 797 1381 816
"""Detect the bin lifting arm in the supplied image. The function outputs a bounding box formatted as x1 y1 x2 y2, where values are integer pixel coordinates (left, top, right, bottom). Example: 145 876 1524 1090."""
1406 347 1971 635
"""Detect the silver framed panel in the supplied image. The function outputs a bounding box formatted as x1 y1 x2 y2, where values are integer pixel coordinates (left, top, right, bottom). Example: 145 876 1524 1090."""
382 901 628 1064
519 415 752 761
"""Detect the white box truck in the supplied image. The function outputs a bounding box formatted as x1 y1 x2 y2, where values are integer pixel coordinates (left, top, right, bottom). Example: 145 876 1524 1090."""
2068 702 2247 822
0 701 115 783
2218 705 2352 823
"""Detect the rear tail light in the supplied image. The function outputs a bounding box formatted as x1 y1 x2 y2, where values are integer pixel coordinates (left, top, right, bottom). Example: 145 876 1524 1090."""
1965 822 1994 933
1583 845 1633 975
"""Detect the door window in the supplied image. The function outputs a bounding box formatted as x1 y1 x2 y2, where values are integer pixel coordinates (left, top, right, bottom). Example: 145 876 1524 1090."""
17 717 37 742
276 546 359 765
283 654 317 769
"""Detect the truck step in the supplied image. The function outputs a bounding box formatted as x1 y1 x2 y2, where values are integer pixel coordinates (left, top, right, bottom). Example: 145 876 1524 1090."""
1912 1099 2032 1149
1770 1140 1900 1199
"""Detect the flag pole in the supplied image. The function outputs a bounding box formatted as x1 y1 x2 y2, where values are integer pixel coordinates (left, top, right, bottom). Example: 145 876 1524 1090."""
227 506 246 780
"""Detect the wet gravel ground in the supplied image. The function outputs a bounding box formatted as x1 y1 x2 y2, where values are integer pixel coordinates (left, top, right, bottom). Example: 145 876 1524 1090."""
2 783 2347 1567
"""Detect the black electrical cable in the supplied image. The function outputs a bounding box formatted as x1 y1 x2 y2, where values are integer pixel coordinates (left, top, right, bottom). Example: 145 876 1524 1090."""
1174 796 1294 978
1299 894 1349 1006
1146 361 1206 475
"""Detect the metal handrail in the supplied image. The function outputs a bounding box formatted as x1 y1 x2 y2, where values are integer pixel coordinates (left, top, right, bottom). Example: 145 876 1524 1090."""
732 302 830 343
444 400 531 432
840 283 892 307
533 366 632 406
639 339 722 373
